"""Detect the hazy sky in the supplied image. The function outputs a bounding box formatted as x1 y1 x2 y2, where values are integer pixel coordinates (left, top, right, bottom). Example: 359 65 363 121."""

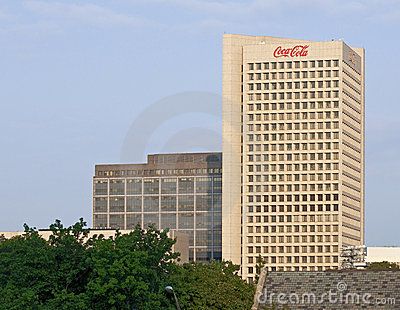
0 0 399 246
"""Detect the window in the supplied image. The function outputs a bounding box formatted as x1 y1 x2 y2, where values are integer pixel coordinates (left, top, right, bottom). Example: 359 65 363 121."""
160 196 176 212
143 178 159 194
127 196 142 212
94 180 108 195
178 195 194 211
143 196 159 212
178 178 194 193
160 213 176 229
143 213 159 228
127 179 142 195
109 197 124 212
94 197 107 213
178 213 194 229
161 178 177 194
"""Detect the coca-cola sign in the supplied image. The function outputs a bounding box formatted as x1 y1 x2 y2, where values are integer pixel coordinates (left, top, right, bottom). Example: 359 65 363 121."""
273 45 309 58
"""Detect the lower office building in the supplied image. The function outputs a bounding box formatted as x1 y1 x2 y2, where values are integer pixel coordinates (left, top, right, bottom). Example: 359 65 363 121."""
93 152 222 262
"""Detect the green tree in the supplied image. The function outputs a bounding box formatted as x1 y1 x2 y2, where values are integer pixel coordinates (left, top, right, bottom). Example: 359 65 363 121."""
367 261 400 270
86 225 178 310
0 219 255 309
0 219 91 309
168 260 255 310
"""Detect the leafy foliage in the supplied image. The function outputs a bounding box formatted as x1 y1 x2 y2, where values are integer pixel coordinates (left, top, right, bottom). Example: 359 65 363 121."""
367 261 400 270
0 219 254 310
168 261 255 310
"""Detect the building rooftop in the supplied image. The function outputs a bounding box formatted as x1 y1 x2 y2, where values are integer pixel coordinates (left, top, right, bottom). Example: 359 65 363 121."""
253 270 400 309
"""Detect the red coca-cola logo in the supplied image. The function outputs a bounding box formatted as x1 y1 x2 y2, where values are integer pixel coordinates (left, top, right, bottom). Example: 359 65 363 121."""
273 45 309 58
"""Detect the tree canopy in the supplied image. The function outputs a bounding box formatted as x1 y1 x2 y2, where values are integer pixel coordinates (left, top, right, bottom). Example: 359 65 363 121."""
0 219 254 310
367 261 400 270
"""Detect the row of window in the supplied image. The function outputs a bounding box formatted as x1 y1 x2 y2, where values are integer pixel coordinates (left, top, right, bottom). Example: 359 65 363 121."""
250 183 339 192
248 165 339 176
247 244 338 254
248 59 340 71
248 111 339 122
248 193 342 203
247 123 339 135
250 100 340 111
248 213 338 223
247 256 339 274
250 266 338 276
94 195 222 213
247 221 339 232
248 80 339 91
249 163 340 172
248 181 340 192
343 79 361 95
247 204 339 214
248 132 339 142
247 141 340 152
94 177 222 196
94 213 222 231
343 69 361 85
249 101 340 112
248 70 340 81
247 238 339 253
96 168 222 177
248 193 339 202
248 90 339 101
247 152 338 162
246 234 339 244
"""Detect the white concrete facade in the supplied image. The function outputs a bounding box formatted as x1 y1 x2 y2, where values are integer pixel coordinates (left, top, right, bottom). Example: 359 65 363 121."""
222 34 365 282
366 247 400 265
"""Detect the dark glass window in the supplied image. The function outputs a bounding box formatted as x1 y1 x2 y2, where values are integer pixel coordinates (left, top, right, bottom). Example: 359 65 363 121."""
213 194 222 212
109 197 124 212
178 213 194 229
213 177 222 193
178 195 194 211
195 212 212 229
94 180 108 195
160 213 176 229
161 196 176 212
143 196 159 212
196 177 212 193
109 214 124 229
109 179 125 195
196 195 212 211
143 213 159 228
127 179 142 195
126 196 142 212
178 178 194 194
161 178 177 194
195 230 211 246
126 214 141 229
93 214 107 228
94 197 107 213
143 178 159 194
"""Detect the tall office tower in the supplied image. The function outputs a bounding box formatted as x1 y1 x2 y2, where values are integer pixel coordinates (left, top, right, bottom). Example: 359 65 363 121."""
93 152 222 262
222 34 364 282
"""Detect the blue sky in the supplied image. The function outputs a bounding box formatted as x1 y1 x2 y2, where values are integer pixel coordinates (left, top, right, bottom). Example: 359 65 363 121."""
0 0 399 246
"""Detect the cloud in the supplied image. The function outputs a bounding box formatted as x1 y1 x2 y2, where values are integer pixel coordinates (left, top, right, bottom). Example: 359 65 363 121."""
23 1 152 28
